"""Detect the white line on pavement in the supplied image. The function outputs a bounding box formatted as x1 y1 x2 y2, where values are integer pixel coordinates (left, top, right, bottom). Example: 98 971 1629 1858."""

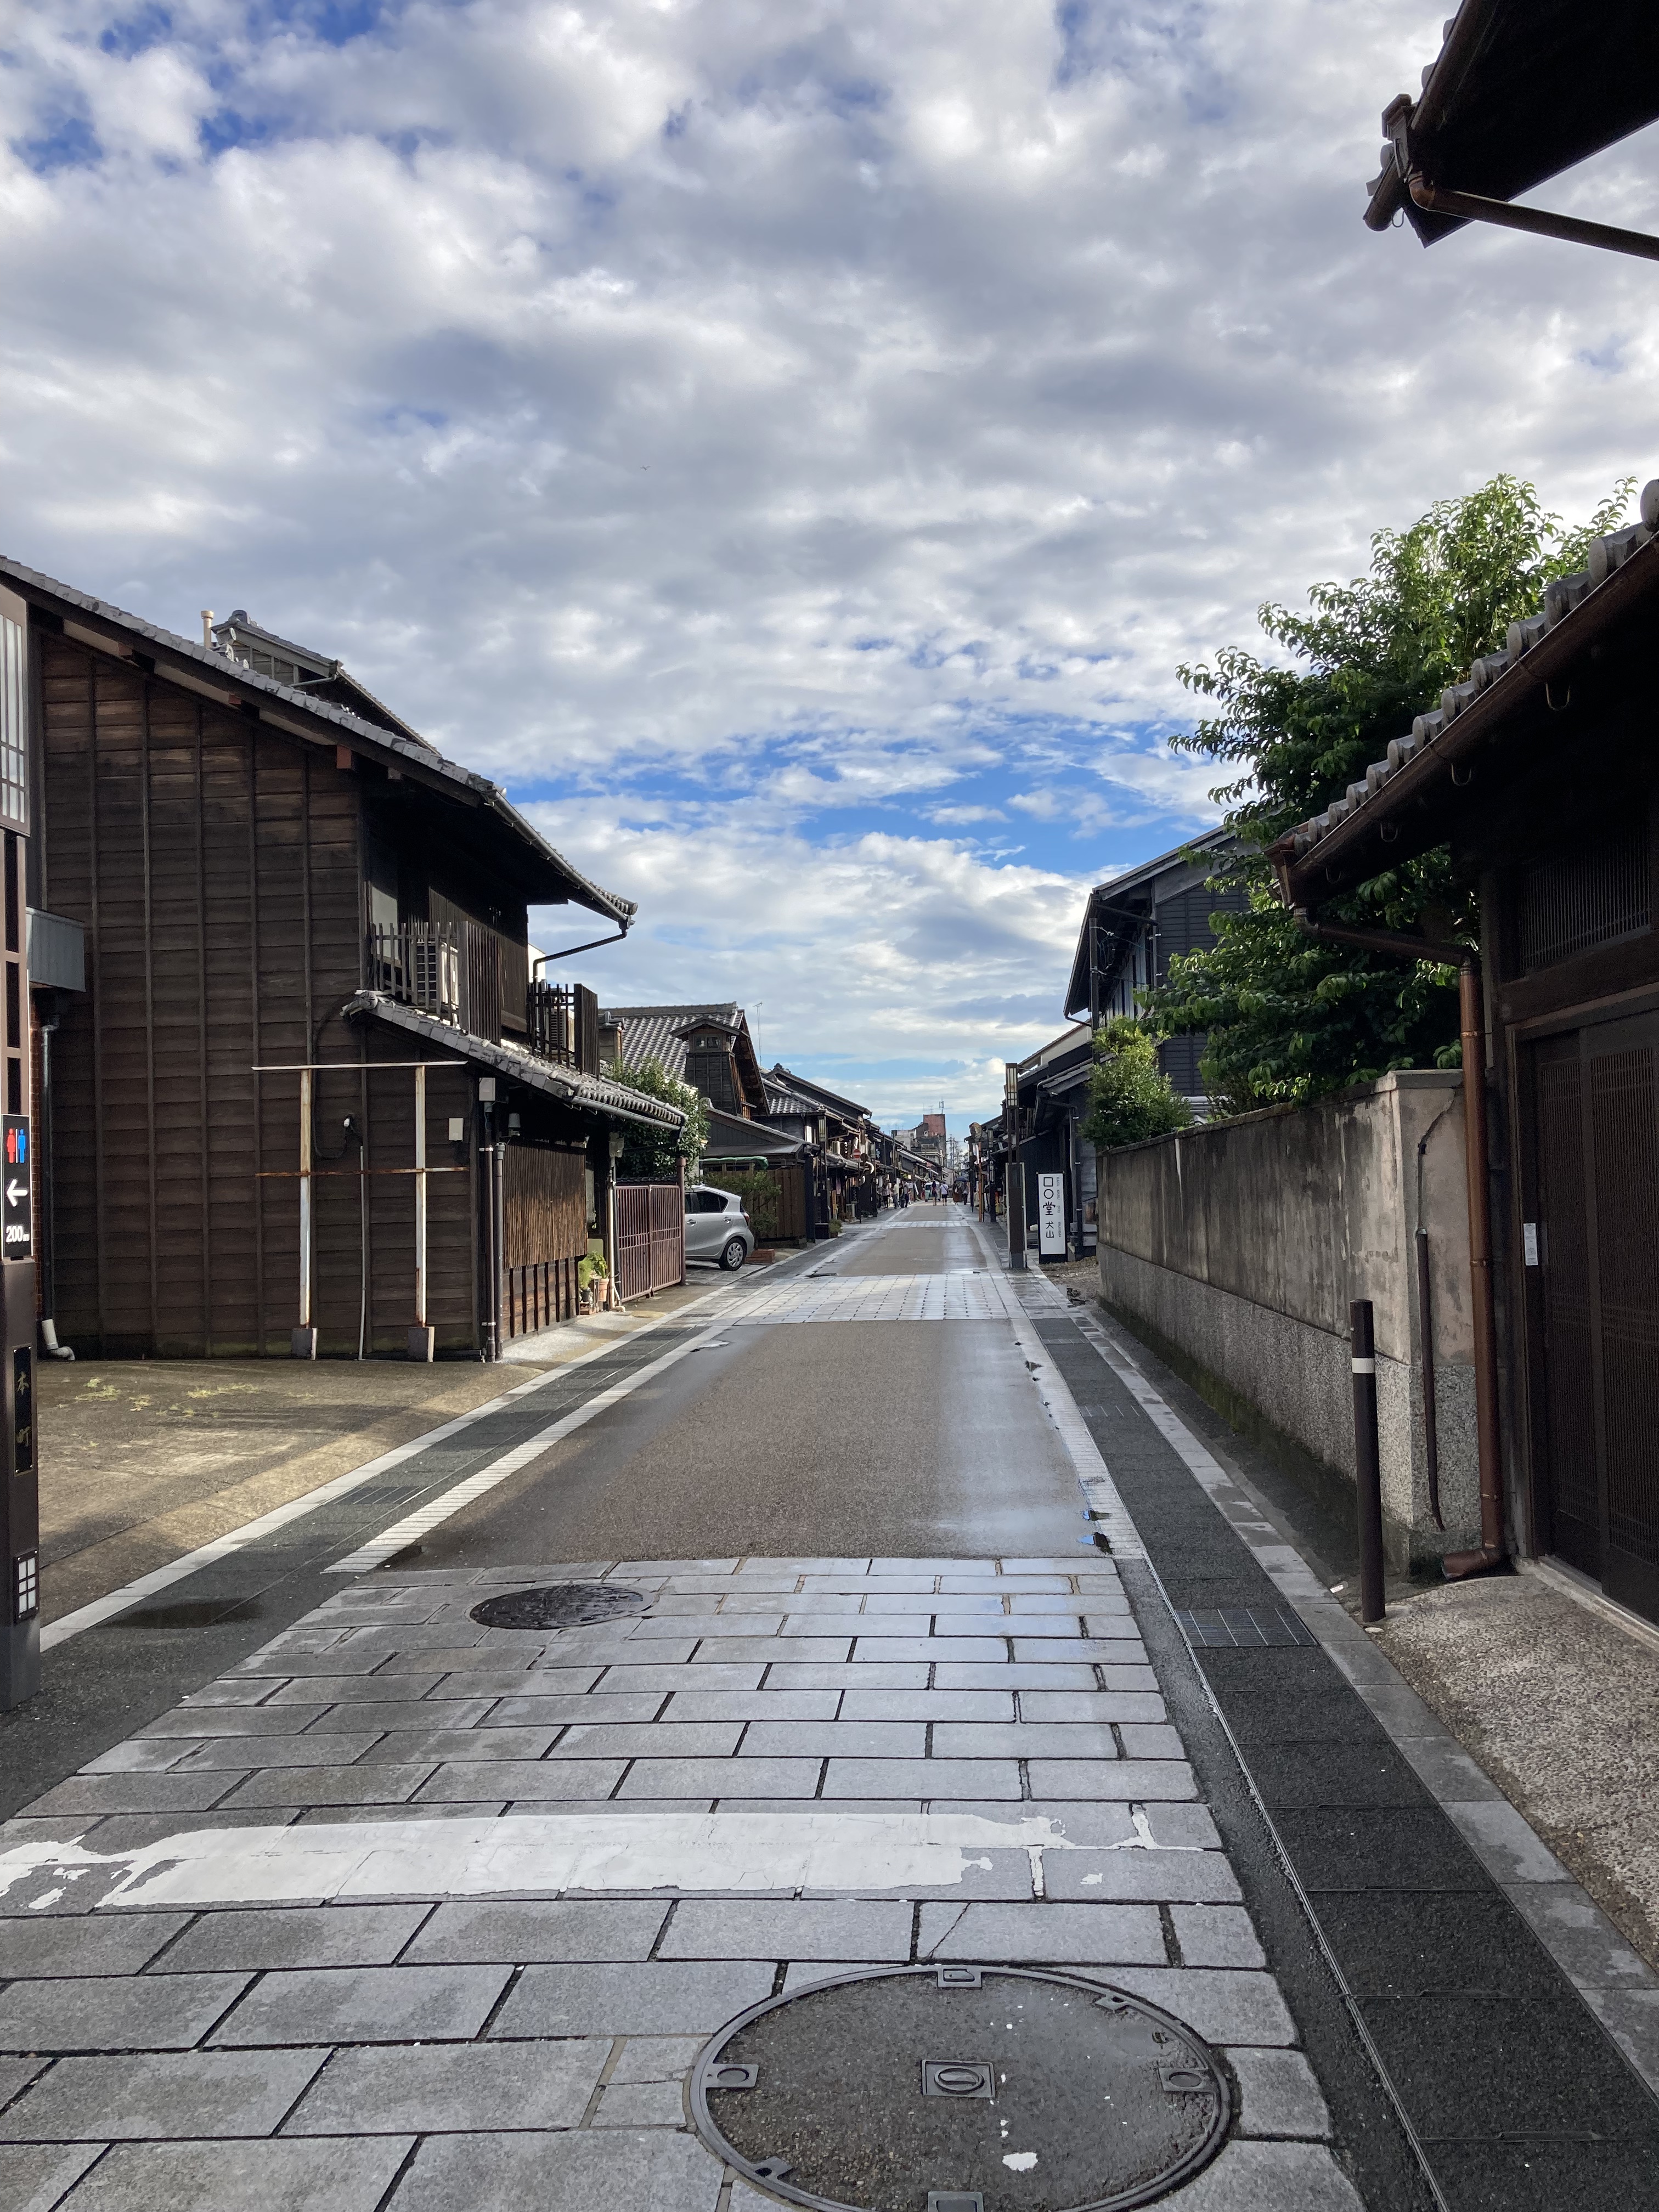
41 1291 741 1650
0 1810 1075 1909
965 1221 1148 1563
323 1319 731 1572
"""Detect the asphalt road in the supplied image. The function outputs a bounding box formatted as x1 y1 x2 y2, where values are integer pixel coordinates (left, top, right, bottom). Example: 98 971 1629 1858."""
409 1207 1087 1567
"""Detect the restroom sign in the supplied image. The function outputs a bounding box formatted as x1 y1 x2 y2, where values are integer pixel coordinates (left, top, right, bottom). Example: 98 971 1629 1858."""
1037 1171 1065 1257
3 1118 31 1262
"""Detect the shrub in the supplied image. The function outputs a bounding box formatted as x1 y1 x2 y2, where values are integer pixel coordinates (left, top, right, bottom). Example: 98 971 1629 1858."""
712 1167 784 1239
1082 1019 1194 1150
616 1057 707 1181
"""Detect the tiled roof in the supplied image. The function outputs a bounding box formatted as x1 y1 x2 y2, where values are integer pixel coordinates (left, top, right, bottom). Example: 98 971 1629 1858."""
768 1063 870 1122
1277 482 1659 878
602 1003 746 1082
763 1073 820 1119
2 556 634 926
1364 0 1659 244
213 608 432 751
346 995 685 1127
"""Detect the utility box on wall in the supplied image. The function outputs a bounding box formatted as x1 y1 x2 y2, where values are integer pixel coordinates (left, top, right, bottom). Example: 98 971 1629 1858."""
0 585 38 1710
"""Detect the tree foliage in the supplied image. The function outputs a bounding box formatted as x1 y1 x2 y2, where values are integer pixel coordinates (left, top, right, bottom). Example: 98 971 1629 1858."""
1082 1019 1194 1150
713 1166 785 1239
1141 474 1631 1111
616 1056 707 1182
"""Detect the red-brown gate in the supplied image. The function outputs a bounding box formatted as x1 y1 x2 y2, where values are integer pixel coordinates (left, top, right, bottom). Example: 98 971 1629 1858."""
615 1181 684 1303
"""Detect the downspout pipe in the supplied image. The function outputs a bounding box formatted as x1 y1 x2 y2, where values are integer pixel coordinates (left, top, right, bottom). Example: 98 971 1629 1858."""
1293 911 1507 1577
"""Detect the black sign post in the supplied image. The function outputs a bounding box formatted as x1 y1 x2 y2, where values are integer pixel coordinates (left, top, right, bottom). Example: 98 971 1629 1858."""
0 584 38 1711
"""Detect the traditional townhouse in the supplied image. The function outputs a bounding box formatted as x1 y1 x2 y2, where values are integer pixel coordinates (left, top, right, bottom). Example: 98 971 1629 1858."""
3 561 682 1361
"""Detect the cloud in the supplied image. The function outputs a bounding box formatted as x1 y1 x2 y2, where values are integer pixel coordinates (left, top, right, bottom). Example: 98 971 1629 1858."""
5 1 1657 1120
527 798 1090 1121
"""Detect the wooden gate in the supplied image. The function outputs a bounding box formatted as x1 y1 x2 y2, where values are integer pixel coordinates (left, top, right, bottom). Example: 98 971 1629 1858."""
1522 1012 1659 1624
616 1181 684 1302
502 1144 588 1340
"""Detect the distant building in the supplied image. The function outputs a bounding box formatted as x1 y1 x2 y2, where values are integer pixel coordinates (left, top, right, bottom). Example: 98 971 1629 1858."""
600 1003 769 1117
1064 829 1244 1109
898 1111 948 1171
983 1024 1096 1259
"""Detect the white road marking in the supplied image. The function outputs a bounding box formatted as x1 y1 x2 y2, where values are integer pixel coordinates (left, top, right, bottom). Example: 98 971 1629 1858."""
724 1270 1008 1322
324 1322 734 1573
42 1292 741 1647
0 1811 1076 1910
981 1263 1148 1562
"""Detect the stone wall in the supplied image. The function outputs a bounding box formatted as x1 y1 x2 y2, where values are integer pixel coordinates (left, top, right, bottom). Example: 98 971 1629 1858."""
1096 1071 1479 1567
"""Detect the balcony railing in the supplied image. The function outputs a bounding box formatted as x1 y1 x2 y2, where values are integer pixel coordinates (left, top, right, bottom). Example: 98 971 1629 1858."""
368 922 461 1024
368 922 600 1074
527 978 576 1066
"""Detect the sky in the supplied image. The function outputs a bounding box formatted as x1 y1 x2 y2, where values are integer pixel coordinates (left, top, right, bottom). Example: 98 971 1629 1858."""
4 3 1658 1131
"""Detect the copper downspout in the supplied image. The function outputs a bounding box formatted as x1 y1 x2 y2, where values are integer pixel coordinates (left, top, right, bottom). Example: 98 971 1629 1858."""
1407 174 1659 266
1293 913 1507 1576
1441 957 1507 1577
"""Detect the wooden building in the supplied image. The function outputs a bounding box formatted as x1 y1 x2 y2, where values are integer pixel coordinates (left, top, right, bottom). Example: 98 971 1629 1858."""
1271 484 1659 1628
765 1065 881 1223
1064 830 1244 1109
601 1003 770 1118
3 557 683 1360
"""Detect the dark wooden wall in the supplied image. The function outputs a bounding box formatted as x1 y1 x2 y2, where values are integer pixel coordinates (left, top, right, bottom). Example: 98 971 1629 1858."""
36 634 483 1357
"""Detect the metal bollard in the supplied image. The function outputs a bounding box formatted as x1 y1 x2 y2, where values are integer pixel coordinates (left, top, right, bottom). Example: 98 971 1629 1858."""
1351 1299 1385 1624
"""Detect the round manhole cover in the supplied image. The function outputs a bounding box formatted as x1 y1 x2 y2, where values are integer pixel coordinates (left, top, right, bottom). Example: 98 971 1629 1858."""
467 1583 647 1631
691 1966 1230 2212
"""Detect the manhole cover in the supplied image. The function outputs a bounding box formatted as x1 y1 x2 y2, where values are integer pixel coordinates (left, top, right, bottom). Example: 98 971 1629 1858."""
690 1966 1230 2211
467 1583 647 1630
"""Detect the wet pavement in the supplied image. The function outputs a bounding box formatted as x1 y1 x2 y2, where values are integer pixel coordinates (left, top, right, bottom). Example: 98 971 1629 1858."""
0 1206 1655 2209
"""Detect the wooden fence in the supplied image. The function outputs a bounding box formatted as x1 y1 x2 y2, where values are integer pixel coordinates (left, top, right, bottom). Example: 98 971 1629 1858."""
713 1164 808 1242
503 1144 588 1341
616 1181 685 1302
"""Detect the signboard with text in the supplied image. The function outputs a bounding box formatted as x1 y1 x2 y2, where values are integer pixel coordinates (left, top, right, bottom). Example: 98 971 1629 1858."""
2 1120 29 1264
1037 1171 1066 1257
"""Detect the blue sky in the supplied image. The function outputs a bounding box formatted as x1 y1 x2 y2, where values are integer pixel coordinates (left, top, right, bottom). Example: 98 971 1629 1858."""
4 1 1656 1128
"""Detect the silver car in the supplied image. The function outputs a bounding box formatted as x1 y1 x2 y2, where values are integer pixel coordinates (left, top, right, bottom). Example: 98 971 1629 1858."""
684 1183 754 1271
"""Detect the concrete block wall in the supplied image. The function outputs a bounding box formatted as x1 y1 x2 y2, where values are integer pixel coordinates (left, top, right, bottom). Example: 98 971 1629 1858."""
1096 1071 1479 1568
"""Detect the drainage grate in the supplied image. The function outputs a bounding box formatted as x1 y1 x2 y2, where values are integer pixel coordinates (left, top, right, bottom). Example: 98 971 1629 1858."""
690 1964 1229 2211
1172 1605 1316 1649
468 1583 647 1631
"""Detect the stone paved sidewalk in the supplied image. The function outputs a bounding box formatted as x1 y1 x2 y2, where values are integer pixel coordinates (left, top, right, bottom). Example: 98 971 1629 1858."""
0 1553 1353 2211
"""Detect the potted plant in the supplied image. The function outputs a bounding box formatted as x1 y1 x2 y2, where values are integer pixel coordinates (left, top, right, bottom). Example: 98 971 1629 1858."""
577 1252 610 1312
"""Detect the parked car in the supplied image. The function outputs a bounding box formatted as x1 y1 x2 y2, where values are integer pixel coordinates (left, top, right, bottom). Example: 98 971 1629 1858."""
684 1184 754 1270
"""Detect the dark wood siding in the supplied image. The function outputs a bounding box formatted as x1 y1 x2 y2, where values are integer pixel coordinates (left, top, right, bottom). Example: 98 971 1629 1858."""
35 635 484 1355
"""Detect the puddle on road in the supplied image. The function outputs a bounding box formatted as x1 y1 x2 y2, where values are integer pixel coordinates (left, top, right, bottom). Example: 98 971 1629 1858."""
114 1597 269 1630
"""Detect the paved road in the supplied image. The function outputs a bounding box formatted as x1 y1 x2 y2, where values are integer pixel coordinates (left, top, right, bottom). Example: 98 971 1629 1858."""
1 1205 1655 2211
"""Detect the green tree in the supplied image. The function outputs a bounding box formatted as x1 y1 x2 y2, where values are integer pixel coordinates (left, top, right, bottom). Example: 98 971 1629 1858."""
1082 1019 1193 1149
616 1057 706 1181
1142 473 1630 1111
